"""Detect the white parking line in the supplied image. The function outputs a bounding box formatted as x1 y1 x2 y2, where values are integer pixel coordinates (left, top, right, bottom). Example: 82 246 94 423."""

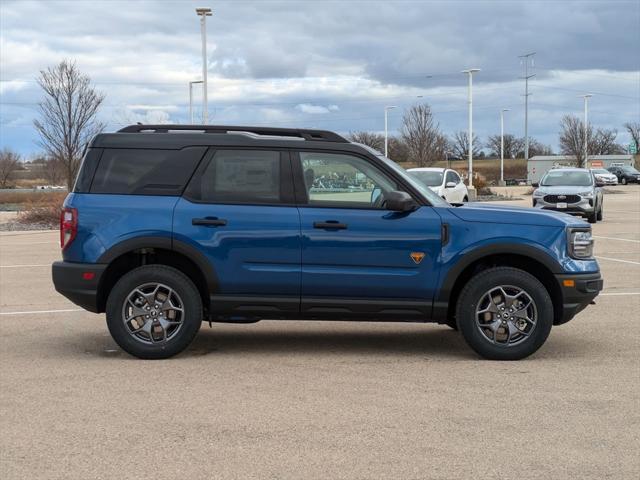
0 308 82 316
594 236 640 243
0 241 57 245
600 292 640 296
595 256 640 266
0 264 50 268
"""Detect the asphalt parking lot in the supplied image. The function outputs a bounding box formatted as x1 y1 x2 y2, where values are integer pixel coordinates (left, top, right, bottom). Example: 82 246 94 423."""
1 186 639 480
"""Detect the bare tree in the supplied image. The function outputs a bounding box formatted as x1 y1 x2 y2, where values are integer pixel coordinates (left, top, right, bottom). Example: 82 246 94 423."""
34 60 105 190
347 131 384 152
0 148 21 188
43 156 66 186
485 134 525 159
388 136 410 163
590 128 624 155
526 139 553 157
623 121 639 152
400 104 445 166
559 115 590 166
448 130 481 160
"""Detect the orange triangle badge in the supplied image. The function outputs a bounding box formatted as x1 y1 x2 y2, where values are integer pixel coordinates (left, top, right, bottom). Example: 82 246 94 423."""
410 252 425 264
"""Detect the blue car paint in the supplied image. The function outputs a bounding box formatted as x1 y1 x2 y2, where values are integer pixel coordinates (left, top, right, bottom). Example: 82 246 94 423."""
62 193 177 263
299 205 442 299
172 198 302 296
62 192 599 306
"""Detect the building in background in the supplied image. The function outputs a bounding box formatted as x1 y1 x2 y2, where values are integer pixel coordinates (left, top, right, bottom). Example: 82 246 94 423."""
527 154 636 184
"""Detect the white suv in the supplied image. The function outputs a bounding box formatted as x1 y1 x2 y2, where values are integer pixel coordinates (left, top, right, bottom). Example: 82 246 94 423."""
407 167 469 203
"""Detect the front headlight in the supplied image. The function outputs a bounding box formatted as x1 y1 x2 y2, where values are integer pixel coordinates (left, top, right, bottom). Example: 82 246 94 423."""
577 191 593 197
533 189 544 197
568 228 594 259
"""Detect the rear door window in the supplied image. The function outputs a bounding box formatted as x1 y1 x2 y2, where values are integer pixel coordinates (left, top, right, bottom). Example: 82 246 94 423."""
184 149 292 204
90 147 206 195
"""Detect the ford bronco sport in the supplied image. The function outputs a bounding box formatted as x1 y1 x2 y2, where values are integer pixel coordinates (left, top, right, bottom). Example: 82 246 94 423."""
52 125 603 360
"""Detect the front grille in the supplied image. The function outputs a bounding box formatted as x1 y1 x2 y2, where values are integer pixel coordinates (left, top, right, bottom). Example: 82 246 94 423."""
544 194 580 203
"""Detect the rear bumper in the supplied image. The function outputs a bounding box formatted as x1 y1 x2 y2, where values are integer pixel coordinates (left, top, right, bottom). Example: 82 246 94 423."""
52 261 107 313
555 272 603 325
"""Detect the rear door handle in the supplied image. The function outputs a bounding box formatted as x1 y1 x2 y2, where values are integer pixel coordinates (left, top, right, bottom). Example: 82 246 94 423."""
192 217 227 227
313 220 348 230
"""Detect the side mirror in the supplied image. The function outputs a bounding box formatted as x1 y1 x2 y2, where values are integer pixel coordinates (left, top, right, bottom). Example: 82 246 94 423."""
445 181 456 188
370 187 382 204
531 182 539 188
383 191 418 212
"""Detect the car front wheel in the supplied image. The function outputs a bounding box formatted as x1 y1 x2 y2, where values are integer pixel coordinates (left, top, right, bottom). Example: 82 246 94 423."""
455 267 553 360
106 265 203 359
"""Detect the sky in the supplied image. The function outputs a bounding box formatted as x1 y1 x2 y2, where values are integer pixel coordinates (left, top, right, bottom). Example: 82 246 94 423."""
1 0 639 158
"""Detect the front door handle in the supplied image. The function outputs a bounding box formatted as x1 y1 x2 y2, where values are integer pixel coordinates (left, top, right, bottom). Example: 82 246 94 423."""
192 217 227 227
313 220 348 230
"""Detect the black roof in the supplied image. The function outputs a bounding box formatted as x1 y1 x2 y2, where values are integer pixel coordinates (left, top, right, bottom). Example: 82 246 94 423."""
92 124 353 150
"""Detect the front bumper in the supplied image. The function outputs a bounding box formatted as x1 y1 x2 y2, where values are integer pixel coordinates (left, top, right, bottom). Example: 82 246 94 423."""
554 272 603 325
52 261 107 313
533 196 595 217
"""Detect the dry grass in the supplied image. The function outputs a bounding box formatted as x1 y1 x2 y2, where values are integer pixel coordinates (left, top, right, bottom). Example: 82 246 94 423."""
0 190 64 206
15 192 66 227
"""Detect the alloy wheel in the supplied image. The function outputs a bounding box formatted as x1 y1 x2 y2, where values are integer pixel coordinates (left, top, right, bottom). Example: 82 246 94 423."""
475 285 537 346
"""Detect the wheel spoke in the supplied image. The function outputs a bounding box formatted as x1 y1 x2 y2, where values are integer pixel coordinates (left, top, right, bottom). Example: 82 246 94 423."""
122 282 185 345
475 284 537 347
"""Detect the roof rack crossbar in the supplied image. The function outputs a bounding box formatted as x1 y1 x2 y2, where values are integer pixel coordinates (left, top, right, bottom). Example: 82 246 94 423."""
117 124 348 143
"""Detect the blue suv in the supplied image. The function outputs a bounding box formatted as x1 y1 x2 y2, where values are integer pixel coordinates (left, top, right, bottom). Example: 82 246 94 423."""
52 125 603 360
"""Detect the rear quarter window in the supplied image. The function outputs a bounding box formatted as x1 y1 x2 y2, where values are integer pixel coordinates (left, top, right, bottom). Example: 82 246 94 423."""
89 147 206 195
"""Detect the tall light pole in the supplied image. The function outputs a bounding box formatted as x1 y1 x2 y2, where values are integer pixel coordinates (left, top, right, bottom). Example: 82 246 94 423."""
519 52 536 161
500 108 510 185
462 68 480 188
189 80 203 124
581 94 593 166
196 7 212 124
384 105 397 158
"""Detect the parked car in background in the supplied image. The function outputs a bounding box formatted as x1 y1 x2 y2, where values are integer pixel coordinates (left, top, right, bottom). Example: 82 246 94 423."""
590 168 618 186
607 165 640 185
532 168 604 223
407 167 469 203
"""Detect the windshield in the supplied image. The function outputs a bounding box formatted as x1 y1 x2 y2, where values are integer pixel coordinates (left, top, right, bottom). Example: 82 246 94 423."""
408 170 443 187
621 166 640 174
591 169 609 175
541 170 593 187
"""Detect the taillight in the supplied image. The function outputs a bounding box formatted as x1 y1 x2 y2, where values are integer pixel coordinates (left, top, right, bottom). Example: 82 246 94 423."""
60 207 78 250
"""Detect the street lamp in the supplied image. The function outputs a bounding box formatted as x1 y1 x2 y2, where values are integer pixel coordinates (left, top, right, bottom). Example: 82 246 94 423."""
384 105 397 158
581 94 593 166
196 7 212 124
462 68 480 189
500 108 510 186
189 80 203 124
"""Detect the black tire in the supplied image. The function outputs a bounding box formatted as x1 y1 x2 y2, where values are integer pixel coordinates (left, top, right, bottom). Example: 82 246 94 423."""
597 202 603 221
455 267 553 360
106 265 202 359
621 177 627 185
463 196 469 202
588 205 597 224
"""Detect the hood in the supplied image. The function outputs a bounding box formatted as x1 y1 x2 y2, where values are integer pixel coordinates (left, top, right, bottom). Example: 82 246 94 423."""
594 173 616 179
449 202 584 227
534 185 593 194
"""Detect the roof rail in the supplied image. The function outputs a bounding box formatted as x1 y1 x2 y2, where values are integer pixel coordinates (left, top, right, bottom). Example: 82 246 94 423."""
117 124 349 143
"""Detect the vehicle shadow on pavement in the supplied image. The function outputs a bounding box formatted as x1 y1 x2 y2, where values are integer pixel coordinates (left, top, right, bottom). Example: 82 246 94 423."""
181 326 477 359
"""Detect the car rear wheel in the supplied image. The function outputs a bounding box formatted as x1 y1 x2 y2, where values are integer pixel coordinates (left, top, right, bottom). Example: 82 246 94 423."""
621 177 627 185
106 265 202 359
455 267 553 360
